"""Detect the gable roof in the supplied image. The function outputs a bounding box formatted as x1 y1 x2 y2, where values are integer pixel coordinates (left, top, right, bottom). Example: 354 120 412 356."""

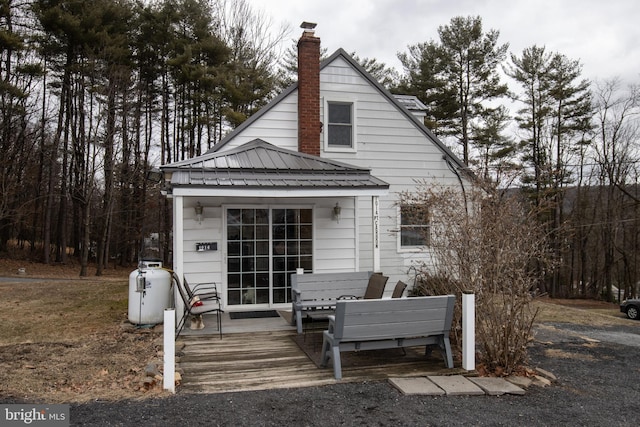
161 139 389 196
208 49 467 172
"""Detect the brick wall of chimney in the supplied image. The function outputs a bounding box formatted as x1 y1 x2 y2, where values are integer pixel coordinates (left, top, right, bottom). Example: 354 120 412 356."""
297 31 321 156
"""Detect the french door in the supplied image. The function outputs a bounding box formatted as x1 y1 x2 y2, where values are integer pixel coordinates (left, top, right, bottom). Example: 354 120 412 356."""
226 207 313 307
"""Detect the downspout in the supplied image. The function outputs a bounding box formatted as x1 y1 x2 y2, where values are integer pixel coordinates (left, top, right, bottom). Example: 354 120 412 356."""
444 155 468 215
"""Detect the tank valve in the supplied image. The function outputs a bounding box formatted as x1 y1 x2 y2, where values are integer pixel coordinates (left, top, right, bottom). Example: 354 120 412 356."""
136 271 146 292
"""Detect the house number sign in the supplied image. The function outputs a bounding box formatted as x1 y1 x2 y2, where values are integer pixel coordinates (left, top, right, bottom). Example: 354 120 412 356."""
196 242 217 252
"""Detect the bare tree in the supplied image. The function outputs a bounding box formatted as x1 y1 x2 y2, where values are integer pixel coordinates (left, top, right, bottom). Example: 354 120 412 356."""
401 182 548 374
590 78 640 300
212 0 289 127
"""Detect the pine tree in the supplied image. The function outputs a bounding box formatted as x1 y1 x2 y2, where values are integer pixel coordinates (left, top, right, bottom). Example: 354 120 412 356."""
506 45 593 296
398 16 509 165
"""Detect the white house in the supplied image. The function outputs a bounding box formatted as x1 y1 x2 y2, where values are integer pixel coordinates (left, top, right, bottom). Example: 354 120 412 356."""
159 25 470 313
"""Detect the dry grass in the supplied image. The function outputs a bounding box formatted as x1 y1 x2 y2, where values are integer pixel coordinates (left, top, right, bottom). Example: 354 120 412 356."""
0 260 168 403
0 280 128 344
533 297 629 326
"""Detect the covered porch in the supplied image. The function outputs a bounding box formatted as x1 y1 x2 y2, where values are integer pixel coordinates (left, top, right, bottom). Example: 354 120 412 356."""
159 139 390 318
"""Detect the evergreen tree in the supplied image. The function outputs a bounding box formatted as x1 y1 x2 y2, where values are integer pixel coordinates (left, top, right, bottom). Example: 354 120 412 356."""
275 39 327 91
471 105 518 185
275 42 398 91
504 45 554 201
396 40 456 135
506 45 593 296
398 16 509 165
349 52 399 89
506 46 593 203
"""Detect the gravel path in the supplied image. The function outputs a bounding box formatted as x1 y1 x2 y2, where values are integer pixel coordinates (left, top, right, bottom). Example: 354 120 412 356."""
67 321 640 426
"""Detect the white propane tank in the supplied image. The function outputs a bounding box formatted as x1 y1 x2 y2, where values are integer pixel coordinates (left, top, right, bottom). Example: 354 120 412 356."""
128 264 172 325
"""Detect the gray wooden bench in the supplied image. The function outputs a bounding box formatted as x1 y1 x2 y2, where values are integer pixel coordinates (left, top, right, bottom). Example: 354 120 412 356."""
320 295 455 379
291 271 373 334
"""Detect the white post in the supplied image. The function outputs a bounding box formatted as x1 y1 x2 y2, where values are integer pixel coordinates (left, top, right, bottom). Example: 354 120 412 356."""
163 309 176 393
173 196 184 323
372 196 380 272
462 291 475 371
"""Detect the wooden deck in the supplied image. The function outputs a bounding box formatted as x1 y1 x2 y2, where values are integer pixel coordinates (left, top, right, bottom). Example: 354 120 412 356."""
177 329 462 394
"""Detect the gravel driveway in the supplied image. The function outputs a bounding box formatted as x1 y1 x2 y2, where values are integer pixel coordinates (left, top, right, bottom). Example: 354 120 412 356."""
70 321 640 426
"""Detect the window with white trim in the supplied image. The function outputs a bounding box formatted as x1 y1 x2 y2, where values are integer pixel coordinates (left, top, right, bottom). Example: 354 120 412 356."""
400 204 430 248
327 101 353 148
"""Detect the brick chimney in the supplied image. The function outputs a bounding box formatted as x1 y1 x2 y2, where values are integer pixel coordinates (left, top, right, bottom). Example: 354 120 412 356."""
297 22 321 156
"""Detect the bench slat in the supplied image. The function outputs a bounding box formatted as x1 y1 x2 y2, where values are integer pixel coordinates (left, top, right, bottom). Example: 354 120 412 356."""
337 296 451 312
340 309 450 326
342 319 450 341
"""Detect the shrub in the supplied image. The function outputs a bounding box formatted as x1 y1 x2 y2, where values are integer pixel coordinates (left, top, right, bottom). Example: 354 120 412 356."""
401 183 547 374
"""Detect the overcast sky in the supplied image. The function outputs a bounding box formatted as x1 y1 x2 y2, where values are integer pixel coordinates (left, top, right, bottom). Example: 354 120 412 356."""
251 0 639 86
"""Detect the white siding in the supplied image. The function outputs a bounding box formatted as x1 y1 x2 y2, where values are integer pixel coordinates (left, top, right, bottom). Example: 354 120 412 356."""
209 53 469 292
183 204 224 287
319 57 465 288
218 94 299 152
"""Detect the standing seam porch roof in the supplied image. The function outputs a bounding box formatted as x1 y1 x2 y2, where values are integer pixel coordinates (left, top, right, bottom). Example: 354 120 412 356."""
161 139 390 192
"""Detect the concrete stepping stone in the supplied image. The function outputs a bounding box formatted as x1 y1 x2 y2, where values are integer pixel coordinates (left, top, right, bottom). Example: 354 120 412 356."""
468 377 525 395
389 377 445 395
427 375 485 396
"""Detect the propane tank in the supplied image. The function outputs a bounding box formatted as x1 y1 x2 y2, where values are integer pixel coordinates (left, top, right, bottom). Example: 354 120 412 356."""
128 261 172 325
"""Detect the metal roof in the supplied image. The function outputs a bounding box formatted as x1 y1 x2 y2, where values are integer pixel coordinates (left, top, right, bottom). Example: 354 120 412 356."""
161 139 389 193
393 94 428 111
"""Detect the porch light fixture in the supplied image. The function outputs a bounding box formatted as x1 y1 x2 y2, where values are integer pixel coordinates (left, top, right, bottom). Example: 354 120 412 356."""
195 202 204 224
332 202 341 223
146 168 163 182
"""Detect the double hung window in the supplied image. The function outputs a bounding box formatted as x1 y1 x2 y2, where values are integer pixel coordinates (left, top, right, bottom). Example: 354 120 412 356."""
327 101 353 149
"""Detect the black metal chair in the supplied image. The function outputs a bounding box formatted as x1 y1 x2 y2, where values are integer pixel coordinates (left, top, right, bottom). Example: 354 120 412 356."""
183 276 220 302
172 273 223 339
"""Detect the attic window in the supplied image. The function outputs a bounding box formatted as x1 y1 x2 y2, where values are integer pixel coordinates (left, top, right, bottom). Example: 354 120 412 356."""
327 101 353 148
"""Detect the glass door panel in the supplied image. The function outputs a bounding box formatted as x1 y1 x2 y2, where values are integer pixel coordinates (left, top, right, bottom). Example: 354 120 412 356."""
272 208 313 304
227 208 269 306
227 207 312 307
